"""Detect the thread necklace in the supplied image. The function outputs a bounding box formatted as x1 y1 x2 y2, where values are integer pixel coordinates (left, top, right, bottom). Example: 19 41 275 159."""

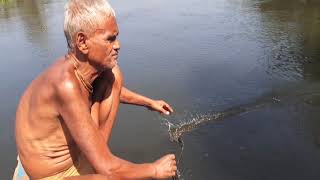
68 54 93 94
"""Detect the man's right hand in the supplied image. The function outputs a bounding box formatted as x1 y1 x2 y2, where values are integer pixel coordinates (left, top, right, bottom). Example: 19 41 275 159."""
152 154 177 179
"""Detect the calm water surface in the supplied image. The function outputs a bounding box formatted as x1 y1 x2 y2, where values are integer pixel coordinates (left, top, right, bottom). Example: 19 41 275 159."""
1 0 320 179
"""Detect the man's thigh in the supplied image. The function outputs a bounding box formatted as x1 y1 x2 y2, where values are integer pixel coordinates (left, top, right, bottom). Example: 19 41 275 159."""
64 174 108 180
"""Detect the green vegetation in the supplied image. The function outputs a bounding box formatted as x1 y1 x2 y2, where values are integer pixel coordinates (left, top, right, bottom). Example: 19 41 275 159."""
0 0 11 5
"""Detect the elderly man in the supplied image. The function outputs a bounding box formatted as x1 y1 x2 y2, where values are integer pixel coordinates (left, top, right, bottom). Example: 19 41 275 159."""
13 0 177 179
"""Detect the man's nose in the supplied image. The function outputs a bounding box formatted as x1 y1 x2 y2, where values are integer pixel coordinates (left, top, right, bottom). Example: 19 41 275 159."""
113 40 120 50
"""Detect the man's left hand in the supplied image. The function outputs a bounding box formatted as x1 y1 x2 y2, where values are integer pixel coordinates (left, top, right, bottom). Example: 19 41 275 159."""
148 100 174 115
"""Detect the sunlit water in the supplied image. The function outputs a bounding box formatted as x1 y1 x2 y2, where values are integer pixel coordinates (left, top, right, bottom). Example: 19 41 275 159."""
1 0 320 179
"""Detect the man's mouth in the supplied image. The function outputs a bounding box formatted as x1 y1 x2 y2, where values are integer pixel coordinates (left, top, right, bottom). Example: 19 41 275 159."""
112 54 118 60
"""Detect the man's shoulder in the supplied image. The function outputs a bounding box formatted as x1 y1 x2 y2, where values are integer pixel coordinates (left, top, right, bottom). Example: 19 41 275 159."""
55 73 80 97
99 65 123 85
25 57 75 95
111 64 122 77
48 58 81 99
111 64 123 87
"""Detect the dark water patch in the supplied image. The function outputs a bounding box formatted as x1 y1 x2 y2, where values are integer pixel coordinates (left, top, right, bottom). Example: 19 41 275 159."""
164 93 280 143
164 82 320 142
163 82 320 179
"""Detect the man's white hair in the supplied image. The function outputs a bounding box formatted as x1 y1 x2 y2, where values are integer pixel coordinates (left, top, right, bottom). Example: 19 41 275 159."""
64 0 115 50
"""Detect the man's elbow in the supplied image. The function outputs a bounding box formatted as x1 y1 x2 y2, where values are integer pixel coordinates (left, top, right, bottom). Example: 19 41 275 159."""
96 160 123 178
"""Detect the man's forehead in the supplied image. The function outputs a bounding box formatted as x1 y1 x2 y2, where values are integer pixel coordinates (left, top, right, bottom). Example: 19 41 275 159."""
95 16 119 35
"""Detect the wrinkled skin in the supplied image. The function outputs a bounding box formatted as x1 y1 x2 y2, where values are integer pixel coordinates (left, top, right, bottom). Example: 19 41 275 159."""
15 16 176 180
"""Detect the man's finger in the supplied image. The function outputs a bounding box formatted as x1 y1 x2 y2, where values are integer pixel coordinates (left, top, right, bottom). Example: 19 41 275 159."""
165 154 175 159
159 106 170 115
169 154 175 159
162 105 172 115
172 166 177 171
159 108 169 115
164 103 174 113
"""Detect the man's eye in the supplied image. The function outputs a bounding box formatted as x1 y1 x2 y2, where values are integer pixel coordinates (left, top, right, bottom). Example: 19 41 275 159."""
107 36 116 42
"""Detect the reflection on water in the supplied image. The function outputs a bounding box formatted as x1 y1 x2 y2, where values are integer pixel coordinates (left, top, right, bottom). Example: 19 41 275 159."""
0 1 65 179
1 0 320 179
258 0 320 80
0 0 49 44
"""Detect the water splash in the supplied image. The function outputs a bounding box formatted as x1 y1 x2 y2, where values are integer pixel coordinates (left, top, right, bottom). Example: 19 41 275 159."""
162 95 281 180
162 84 320 179
166 96 280 142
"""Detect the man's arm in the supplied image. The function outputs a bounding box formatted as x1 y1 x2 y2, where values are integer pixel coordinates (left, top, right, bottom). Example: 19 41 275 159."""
120 87 173 115
55 77 175 179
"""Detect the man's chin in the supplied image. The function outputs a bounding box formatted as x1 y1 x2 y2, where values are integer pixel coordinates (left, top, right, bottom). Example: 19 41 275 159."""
103 62 117 70
111 60 118 67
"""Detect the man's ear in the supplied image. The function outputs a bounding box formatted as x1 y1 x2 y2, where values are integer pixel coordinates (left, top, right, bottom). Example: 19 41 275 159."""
75 32 89 54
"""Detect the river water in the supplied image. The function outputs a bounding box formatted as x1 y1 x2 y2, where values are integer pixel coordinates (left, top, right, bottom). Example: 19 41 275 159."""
1 0 320 179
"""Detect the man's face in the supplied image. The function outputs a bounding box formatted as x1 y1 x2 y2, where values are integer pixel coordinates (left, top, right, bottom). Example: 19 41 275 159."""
86 16 120 71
